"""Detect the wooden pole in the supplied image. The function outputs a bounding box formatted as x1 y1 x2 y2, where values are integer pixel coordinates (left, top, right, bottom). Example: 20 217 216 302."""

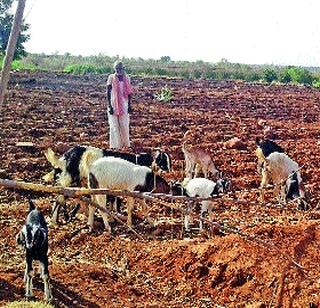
0 0 26 109
0 178 221 202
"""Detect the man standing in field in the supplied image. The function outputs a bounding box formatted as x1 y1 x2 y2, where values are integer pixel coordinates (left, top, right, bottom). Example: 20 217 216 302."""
106 61 133 149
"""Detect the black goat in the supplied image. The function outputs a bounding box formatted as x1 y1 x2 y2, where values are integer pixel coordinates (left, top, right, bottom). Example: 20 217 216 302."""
16 200 52 301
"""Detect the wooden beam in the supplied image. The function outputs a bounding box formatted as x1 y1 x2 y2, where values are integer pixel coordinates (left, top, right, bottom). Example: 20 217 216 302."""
0 178 221 202
0 0 26 109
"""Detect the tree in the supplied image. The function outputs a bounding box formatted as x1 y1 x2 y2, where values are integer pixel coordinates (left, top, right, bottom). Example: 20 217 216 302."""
263 68 278 83
160 56 171 63
0 0 30 59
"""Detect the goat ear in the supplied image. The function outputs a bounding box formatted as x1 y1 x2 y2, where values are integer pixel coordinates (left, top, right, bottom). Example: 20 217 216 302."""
153 148 161 157
28 199 36 212
45 148 64 169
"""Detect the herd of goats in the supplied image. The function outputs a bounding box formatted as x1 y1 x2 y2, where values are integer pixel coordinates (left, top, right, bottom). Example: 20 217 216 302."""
14 132 308 301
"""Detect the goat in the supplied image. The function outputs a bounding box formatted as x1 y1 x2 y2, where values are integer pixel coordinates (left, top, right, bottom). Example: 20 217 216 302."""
88 156 171 232
171 177 231 231
43 145 171 187
259 152 307 208
43 145 171 223
16 200 52 301
255 137 285 174
182 131 220 179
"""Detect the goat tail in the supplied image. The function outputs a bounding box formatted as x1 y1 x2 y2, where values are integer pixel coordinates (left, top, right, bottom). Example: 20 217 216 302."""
28 199 36 212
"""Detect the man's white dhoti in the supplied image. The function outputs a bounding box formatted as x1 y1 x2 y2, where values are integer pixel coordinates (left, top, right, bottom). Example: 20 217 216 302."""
108 109 130 149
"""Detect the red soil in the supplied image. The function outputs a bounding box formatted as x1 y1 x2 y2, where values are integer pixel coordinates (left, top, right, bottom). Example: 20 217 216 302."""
0 72 320 307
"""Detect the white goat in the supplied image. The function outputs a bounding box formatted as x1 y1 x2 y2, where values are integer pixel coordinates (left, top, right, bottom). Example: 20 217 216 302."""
88 156 170 232
260 152 305 204
171 177 231 231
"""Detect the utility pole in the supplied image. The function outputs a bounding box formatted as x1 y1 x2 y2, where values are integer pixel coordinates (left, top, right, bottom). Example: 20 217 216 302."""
0 0 26 110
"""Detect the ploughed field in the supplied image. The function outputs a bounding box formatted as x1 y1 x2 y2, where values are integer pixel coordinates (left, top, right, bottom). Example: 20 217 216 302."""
1 72 320 307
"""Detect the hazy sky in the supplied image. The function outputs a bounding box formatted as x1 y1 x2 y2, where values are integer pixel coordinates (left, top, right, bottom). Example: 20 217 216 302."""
20 0 320 66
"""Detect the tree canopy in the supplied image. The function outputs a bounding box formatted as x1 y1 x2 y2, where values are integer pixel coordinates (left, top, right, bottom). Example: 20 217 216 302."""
0 0 30 59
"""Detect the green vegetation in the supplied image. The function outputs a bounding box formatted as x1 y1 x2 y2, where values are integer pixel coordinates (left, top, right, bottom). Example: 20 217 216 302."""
0 0 30 59
63 63 112 74
282 66 313 84
3 52 320 88
312 79 320 89
263 68 278 83
3 301 54 308
155 86 173 102
0 56 37 71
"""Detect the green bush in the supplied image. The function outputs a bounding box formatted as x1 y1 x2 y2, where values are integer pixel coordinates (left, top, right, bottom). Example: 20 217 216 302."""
0 57 37 71
191 69 202 79
153 67 169 76
280 69 292 83
63 64 112 75
11 60 37 71
312 79 320 89
282 67 313 85
155 86 173 102
244 71 262 82
263 68 278 83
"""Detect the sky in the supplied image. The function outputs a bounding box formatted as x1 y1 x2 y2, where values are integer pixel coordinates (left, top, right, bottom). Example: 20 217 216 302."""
18 0 320 67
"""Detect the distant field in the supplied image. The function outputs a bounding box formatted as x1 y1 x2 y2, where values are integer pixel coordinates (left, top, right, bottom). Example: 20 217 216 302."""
3 53 320 87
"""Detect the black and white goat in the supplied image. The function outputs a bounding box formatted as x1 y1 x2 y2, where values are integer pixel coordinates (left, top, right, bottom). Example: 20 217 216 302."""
255 137 285 174
171 177 231 231
43 145 171 222
16 200 52 301
260 152 307 208
43 145 171 187
88 156 171 232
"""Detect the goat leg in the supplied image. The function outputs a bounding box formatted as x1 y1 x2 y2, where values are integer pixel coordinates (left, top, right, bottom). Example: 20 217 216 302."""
51 195 66 224
87 204 95 233
184 201 193 232
140 199 155 227
68 203 81 221
200 201 211 230
127 197 135 228
24 259 34 298
40 259 53 302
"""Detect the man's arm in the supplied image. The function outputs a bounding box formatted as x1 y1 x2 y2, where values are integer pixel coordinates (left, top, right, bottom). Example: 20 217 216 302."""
128 94 132 113
107 84 113 114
